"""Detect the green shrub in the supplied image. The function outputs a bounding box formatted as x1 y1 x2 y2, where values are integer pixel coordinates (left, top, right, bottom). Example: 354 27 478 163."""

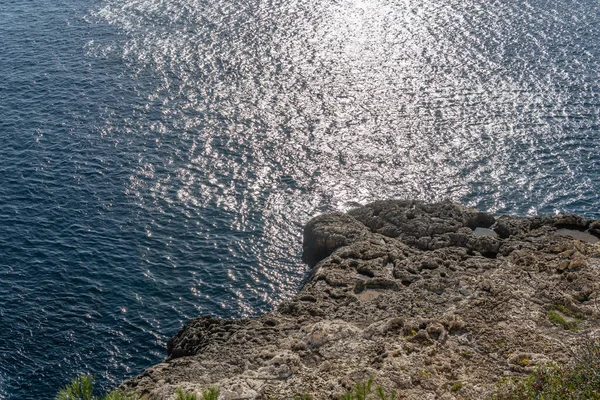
339 377 397 400
450 382 462 392
547 310 578 331
55 375 138 400
201 387 220 400
374 385 397 400
175 387 197 400
492 338 600 399
102 391 138 400
56 375 96 400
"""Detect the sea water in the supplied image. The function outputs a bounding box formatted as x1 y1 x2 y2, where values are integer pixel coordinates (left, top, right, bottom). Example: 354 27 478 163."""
1 0 600 397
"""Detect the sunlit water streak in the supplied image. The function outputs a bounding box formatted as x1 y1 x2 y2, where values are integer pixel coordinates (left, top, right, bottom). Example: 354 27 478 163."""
1 0 600 398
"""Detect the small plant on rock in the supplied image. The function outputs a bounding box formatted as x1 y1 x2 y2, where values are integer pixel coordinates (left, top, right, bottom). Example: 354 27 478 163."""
492 337 600 399
201 387 220 400
175 388 198 400
353 377 373 400
374 385 397 400
55 375 138 400
547 310 578 331
450 382 462 393
56 375 96 400
338 377 397 400
175 387 197 400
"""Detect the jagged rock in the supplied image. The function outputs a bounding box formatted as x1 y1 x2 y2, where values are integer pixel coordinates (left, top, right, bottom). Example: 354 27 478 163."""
302 212 370 267
121 200 600 400
167 316 247 360
590 220 600 237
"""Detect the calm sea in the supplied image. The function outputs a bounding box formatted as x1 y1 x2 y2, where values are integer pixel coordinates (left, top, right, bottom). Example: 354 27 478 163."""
1 0 600 397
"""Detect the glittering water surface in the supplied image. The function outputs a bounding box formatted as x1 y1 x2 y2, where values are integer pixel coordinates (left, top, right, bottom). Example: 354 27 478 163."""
2 0 600 397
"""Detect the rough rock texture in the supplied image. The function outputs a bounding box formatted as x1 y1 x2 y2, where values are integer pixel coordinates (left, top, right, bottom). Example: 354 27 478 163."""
122 200 600 400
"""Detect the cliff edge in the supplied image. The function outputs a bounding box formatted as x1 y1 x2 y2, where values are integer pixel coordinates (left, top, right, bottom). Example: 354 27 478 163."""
122 200 600 399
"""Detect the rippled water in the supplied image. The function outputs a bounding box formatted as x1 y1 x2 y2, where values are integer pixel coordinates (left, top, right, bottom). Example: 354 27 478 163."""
1 0 600 397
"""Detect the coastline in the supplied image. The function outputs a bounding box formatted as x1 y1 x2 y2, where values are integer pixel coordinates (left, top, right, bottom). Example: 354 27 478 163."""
121 200 600 399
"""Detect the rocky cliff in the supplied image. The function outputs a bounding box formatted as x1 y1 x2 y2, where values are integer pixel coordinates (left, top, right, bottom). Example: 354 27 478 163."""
122 200 600 399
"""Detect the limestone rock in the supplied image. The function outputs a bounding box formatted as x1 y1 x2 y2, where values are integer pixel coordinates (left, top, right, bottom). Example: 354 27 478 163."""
121 200 600 400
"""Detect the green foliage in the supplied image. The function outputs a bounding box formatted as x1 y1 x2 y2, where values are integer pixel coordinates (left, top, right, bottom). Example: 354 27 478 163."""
175 387 197 400
55 375 139 400
450 382 463 392
492 338 600 399
338 378 396 400
374 385 397 400
547 304 583 332
353 377 373 400
201 387 220 400
547 310 567 328
553 304 584 320
56 375 96 400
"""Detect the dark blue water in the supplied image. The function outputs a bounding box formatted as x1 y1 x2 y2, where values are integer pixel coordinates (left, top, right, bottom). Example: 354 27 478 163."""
1 0 600 397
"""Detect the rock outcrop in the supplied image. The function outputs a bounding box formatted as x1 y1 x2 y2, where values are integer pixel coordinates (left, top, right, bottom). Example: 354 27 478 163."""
122 200 600 399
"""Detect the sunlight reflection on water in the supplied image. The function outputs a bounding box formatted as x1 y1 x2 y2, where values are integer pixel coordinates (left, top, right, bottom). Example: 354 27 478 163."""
89 0 600 316
3 0 595 396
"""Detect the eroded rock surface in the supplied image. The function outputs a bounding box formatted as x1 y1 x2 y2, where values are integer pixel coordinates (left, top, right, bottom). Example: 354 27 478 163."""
122 200 600 399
